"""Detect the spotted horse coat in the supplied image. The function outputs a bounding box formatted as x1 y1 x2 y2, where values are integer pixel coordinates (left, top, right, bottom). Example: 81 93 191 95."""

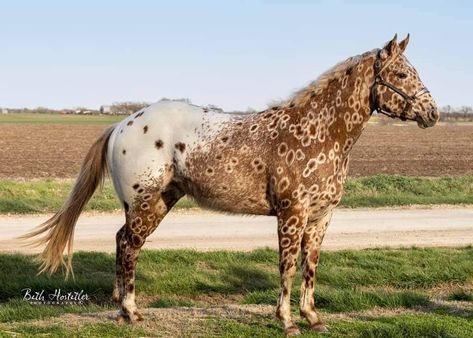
23 34 439 336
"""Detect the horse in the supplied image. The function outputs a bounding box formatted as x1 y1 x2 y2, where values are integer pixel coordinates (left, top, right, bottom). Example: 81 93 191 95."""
23 34 439 335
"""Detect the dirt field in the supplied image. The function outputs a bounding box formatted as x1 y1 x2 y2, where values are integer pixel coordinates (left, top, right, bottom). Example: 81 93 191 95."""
0 122 472 178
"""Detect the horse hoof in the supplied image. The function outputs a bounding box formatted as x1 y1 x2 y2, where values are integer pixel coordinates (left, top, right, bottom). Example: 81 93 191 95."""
311 323 329 333
285 325 301 336
132 310 144 322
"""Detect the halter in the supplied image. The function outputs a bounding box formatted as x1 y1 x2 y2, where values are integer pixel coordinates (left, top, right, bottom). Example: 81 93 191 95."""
370 49 430 121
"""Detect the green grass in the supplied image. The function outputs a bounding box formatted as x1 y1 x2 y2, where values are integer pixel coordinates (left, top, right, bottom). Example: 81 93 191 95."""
1 175 473 214
0 247 471 336
0 248 471 321
343 175 473 207
3 313 473 337
207 314 473 338
1 322 148 337
0 179 192 214
0 113 123 125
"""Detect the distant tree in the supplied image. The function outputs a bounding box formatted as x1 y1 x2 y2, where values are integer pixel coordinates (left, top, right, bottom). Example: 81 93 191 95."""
110 102 150 115
440 105 452 114
459 106 473 115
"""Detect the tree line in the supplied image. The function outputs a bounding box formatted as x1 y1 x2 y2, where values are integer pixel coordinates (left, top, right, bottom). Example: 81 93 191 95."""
2 101 473 121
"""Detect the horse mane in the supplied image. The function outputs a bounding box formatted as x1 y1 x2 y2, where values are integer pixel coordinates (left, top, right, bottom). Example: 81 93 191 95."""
284 49 378 108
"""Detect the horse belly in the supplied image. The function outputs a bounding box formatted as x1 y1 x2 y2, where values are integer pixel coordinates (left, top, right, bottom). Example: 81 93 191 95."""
179 173 272 215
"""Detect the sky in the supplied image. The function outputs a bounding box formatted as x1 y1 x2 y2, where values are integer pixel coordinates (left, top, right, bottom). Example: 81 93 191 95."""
1 0 472 111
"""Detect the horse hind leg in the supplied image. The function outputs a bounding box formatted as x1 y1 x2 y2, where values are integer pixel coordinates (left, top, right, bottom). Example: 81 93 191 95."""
112 224 126 303
115 184 184 322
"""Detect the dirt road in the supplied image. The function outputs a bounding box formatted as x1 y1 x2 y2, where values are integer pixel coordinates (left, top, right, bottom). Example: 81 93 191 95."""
1 207 472 253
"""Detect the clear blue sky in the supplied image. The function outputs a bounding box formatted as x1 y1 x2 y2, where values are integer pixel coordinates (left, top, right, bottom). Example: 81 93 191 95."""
1 0 471 111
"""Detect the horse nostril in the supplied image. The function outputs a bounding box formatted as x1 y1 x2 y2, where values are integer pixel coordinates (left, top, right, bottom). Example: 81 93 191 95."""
429 109 438 121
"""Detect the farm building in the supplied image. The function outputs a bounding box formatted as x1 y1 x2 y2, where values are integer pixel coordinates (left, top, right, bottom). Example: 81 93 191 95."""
100 105 112 114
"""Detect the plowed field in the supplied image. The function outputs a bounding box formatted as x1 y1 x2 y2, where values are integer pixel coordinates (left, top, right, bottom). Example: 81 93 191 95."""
0 123 471 178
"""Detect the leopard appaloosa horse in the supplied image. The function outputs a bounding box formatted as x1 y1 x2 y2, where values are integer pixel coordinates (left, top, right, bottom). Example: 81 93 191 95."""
23 34 438 335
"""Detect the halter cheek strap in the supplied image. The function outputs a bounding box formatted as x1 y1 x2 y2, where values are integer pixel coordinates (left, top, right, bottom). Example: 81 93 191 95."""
371 50 430 121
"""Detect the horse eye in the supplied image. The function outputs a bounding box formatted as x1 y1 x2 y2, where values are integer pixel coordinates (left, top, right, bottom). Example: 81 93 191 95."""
397 72 408 79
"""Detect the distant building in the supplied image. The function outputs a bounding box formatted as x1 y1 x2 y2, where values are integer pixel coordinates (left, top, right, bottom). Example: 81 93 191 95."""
74 109 92 115
1 108 8 114
100 105 112 114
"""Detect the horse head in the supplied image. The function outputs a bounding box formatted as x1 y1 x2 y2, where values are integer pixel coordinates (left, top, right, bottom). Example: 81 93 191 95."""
371 34 439 128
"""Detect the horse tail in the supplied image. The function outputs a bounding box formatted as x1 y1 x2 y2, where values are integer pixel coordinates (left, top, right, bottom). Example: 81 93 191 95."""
20 125 115 278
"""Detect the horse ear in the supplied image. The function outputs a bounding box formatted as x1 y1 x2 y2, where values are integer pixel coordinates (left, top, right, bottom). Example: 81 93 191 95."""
399 34 410 53
381 34 399 58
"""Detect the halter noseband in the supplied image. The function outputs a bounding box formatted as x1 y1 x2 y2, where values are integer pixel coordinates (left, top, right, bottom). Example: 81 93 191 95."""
370 50 430 121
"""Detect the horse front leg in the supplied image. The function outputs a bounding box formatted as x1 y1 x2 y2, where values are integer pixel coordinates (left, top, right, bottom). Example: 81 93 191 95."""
299 210 333 332
275 205 307 336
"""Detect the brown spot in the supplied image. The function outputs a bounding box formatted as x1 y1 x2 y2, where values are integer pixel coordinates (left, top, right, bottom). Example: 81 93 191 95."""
286 150 295 165
122 149 126 155
280 199 291 209
277 143 288 156
143 125 148 134
155 140 164 149
309 124 316 136
131 234 143 247
127 121 133 126
262 112 273 119
221 136 229 143
278 178 289 192
286 216 299 227
132 184 140 190
175 142 186 153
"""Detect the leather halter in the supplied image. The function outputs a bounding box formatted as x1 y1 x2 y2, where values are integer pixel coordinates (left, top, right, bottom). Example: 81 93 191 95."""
370 50 430 121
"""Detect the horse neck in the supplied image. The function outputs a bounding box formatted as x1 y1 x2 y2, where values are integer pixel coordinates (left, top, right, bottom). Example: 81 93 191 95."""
295 54 376 154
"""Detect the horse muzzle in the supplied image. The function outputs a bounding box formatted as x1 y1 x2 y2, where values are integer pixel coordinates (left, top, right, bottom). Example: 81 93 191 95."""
416 108 439 129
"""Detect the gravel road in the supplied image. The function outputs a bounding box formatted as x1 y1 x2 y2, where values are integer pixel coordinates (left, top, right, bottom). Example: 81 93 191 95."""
1 207 472 253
